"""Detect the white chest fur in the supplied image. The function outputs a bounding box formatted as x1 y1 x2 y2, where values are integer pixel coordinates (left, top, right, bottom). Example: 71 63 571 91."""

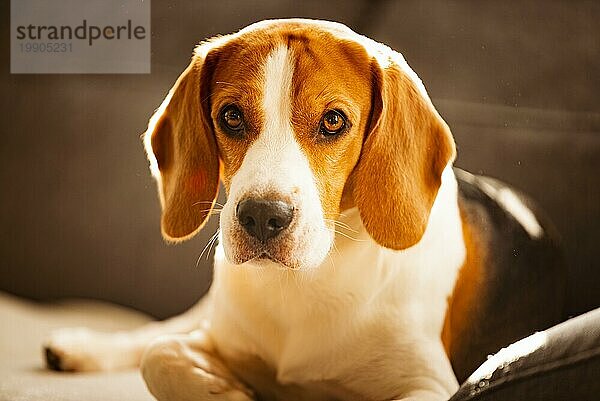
209 167 465 398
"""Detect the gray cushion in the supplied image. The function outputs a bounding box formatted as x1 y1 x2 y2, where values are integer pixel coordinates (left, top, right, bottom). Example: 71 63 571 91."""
0 292 154 401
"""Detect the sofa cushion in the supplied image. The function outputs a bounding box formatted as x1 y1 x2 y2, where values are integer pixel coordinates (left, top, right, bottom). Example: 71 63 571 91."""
0 292 154 401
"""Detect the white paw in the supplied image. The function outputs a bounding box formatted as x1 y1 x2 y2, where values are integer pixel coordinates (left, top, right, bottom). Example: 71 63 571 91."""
144 363 255 401
44 327 125 371
141 335 255 401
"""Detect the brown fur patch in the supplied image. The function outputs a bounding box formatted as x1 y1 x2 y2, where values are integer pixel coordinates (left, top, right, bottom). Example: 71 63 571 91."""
352 62 456 250
441 210 485 359
144 56 220 241
207 38 271 191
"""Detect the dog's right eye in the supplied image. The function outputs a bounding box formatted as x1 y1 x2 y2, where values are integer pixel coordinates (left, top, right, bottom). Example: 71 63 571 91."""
220 105 245 135
319 110 347 137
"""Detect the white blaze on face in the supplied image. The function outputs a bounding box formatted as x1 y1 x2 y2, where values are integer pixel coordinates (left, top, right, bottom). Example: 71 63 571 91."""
220 45 333 269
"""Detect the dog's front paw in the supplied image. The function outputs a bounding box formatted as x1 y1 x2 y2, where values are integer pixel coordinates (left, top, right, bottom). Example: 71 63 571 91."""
141 334 256 401
43 327 124 371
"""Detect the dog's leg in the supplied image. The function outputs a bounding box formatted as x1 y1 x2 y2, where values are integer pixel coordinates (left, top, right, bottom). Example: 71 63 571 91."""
44 293 212 372
142 330 255 401
343 339 458 401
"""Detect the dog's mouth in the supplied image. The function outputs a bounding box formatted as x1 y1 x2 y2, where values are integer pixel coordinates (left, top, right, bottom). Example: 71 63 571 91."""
252 252 292 269
224 224 300 268
255 252 271 261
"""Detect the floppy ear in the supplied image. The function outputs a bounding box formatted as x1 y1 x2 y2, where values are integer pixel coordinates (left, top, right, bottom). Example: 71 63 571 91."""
353 52 456 250
143 48 220 242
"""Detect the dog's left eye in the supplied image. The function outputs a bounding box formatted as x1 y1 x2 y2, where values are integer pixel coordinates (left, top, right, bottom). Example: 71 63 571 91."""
220 105 245 135
319 110 347 136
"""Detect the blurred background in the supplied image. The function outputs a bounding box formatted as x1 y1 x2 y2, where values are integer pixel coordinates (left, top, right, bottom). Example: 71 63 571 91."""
1 0 598 320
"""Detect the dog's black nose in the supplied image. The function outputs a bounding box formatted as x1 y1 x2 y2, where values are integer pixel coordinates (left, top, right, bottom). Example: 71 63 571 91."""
236 198 294 242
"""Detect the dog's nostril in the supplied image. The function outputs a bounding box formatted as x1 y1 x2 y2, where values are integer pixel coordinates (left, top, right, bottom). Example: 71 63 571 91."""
236 198 294 242
240 215 256 228
268 218 283 230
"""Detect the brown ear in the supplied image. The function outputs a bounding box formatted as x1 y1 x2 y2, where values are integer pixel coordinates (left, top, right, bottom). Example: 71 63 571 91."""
143 49 220 242
353 53 456 250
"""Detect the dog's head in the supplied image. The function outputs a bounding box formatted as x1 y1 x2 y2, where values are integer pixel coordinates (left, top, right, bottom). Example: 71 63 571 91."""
143 19 455 270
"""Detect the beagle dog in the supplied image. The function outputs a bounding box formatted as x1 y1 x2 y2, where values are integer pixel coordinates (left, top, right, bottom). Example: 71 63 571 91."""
44 19 565 401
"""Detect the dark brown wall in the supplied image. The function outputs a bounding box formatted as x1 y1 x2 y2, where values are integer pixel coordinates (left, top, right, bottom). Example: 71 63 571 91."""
1 0 598 319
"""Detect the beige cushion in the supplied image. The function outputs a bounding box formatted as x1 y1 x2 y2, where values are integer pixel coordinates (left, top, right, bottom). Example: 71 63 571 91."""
0 292 155 401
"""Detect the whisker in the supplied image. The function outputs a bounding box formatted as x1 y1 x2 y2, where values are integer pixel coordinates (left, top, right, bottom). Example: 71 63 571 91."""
193 208 223 213
315 83 331 99
323 211 349 220
323 218 359 234
278 266 286 306
330 228 365 242
196 230 219 267
215 81 237 88
329 252 337 272
191 200 225 208
329 240 340 272
205 231 220 260
200 92 214 104
330 220 357 232
331 240 341 256
206 233 220 259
